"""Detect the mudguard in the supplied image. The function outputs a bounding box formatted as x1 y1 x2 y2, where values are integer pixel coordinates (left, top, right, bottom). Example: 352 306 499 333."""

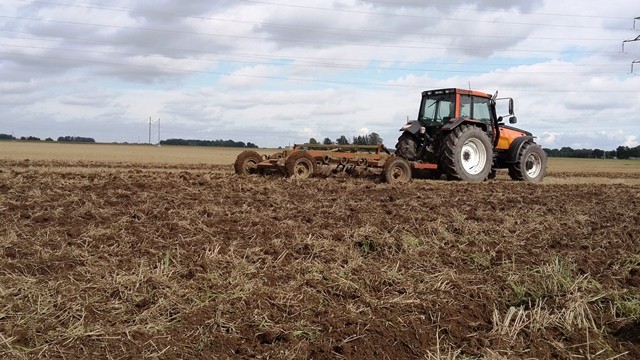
399 121 422 134
506 136 535 163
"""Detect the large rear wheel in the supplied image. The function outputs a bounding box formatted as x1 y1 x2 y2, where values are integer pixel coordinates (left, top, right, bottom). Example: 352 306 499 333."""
285 151 316 179
383 156 412 184
508 142 546 183
440 125 493 182
234 150 262 175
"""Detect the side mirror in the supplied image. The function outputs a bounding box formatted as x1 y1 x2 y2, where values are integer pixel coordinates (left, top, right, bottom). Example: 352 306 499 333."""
509 116 517 124
509 99 514 115
497 116 503 123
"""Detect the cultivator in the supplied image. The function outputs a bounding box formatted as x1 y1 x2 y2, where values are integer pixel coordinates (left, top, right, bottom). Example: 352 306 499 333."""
234 143 436 183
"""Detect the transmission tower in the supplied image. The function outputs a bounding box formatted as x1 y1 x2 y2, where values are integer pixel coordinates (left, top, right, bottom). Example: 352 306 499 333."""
148 117 161 145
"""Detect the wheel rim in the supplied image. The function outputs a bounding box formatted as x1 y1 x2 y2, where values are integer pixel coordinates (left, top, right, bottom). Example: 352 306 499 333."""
390 164 408 181
525 152 542 178
460 138 487 175
245 159 259 174
293 160 312 178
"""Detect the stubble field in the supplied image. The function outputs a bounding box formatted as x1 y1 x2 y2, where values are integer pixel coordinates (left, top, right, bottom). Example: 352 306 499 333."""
1 142 640 359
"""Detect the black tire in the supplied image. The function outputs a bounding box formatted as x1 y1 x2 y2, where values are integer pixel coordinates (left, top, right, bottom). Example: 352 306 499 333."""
440 125 493 182
383 156 412 184
487 169 497 180
285 151 316 179
395 133 419 161
508 142 546 183
234 150 262 175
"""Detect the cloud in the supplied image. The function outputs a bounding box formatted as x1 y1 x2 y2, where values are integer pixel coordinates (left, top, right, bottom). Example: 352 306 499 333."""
0 0 638 150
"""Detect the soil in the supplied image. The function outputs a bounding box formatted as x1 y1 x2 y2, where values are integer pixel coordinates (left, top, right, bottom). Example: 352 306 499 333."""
1 159 639 359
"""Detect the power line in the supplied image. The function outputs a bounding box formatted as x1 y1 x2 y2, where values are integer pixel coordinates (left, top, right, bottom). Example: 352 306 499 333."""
1 43 631 76
1 50 637 91
16 0 631 22
235 0 630 30
9 0 621 42
0 31 627 68
359 0 630 20
0 16 622 55
0 31 632 71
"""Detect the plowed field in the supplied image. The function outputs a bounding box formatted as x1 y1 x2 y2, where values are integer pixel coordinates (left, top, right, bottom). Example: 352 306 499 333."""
1 152 640 359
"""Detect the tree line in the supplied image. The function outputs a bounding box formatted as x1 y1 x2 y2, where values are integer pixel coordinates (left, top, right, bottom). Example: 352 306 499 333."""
0 134 96 142
309 132 383 146
160 138 258 148
543 145 640 159
0 134 257 147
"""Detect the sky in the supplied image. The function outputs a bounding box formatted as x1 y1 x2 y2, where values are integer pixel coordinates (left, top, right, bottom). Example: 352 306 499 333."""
1 0 639 150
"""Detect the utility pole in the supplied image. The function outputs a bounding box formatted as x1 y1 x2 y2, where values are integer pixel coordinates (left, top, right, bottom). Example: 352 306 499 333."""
157 118 161 146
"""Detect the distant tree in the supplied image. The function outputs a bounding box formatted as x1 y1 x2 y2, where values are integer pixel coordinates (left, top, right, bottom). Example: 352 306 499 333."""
605 150 617 159
592 149 604 159
369 132 383 145
617 146 630 159
308 138 318 145
322 137 333 145
160 138 258 148
352 133 383 146
336 135 349 145
57 136 95 143
26 136 41 141
352 135 366 145
20 136 26 140
45 137 54 142
0 133 15 140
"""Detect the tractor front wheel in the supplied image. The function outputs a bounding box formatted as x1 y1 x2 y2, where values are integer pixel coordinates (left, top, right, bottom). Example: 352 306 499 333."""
234 150 262 176
383 156 412 184
285 151 316 179
508 142 546 183
441 125 493 182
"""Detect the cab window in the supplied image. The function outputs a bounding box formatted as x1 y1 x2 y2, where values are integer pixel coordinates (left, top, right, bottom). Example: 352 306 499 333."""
460 95 472 118
473 97 491 121
420 94 455 125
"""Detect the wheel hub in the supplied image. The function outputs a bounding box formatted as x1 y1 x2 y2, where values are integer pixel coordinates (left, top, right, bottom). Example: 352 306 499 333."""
460 138 487 175
525 152 542 178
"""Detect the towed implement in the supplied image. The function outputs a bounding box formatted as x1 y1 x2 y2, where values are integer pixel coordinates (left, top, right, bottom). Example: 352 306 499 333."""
234 88 547 184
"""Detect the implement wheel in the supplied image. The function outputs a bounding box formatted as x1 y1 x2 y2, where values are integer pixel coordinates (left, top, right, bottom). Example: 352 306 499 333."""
234 150 262 175
383 157 412 184
508 142 547 183
285 151 316 179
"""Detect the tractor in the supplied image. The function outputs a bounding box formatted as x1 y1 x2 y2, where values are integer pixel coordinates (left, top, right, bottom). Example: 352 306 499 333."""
394 88 546 183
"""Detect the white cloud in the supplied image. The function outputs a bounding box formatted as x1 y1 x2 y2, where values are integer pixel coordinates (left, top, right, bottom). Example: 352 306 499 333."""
0 0 638 149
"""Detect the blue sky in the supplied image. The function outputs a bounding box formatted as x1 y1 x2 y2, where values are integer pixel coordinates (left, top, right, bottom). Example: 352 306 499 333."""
1 0 639 149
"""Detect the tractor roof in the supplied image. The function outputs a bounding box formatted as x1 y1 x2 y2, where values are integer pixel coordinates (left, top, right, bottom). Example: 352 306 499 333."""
422 88 492 98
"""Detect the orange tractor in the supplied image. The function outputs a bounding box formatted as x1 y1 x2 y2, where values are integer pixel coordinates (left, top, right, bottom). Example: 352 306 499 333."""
234 88 546 183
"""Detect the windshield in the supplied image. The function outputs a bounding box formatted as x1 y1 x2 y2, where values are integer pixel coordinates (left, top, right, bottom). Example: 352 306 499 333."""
420 94 455 126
